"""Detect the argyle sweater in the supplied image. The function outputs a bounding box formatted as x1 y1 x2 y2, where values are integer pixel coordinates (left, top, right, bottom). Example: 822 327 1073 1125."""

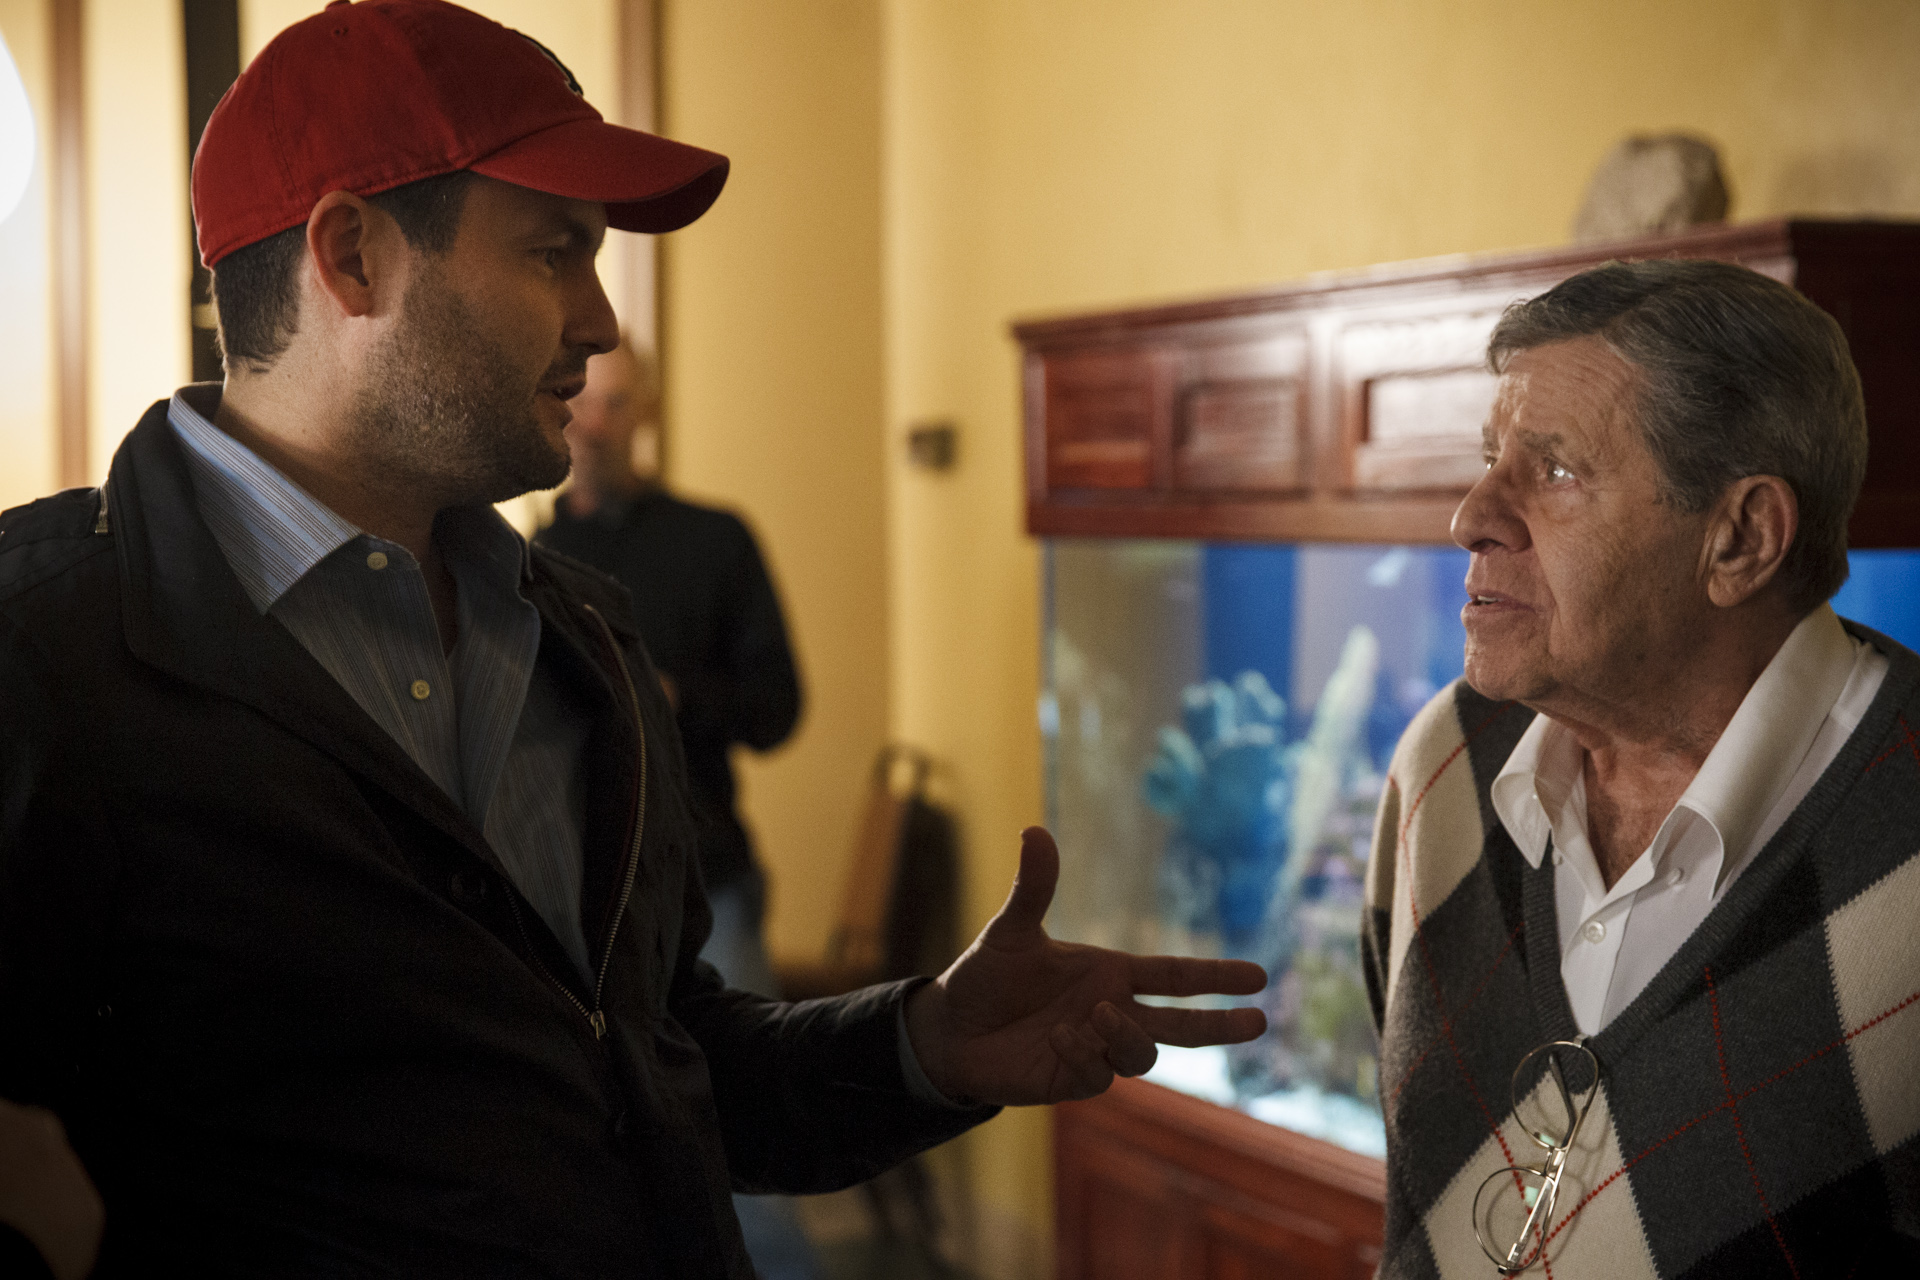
1362 623 1920 1279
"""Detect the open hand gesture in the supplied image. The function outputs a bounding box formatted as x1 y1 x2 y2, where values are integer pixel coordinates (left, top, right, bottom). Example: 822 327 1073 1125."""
904 827 1268 1106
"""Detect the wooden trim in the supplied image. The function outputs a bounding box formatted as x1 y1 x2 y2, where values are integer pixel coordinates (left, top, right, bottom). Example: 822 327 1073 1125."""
1055 1078 1385 1280
1078 1077 1387 1202
1011 220 1803 346
182 0 240 384
51 0 87 488
618 0 659 354
1028 494 1464 544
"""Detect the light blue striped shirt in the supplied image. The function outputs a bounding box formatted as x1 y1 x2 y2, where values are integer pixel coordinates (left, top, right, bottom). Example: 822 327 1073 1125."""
168 386 594 979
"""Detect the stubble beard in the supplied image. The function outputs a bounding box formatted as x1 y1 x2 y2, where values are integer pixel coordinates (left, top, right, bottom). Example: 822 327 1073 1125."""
346 261 577 509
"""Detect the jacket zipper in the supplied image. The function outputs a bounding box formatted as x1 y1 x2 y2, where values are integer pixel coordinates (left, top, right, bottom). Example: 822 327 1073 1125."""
502 602 648 1042
583 602 648 1032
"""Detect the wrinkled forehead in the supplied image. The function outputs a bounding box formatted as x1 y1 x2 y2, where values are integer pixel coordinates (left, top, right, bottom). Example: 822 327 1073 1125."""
1486 336 1646 455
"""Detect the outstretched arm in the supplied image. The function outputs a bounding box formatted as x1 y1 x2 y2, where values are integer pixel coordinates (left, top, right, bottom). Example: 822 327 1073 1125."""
905 827 1268 1106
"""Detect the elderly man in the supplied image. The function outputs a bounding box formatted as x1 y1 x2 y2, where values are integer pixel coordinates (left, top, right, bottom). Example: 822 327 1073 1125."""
0 2 1265 1275
1365 259 1919 1277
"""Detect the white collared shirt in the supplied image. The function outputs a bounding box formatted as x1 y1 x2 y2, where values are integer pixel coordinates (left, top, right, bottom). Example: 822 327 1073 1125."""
1489 605 1888 1034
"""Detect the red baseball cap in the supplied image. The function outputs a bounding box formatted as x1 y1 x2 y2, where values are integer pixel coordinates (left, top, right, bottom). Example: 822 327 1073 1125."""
191 0 729 267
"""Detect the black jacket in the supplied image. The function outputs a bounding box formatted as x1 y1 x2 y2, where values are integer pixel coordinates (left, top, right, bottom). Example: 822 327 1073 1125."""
537 492 801 892
0 403 988 1277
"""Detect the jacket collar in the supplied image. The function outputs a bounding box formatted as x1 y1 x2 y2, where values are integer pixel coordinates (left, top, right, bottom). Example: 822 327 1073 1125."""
108 399 495 864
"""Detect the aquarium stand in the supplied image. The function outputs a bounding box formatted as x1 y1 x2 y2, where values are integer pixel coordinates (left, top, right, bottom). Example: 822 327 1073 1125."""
1054 1078 1384 1280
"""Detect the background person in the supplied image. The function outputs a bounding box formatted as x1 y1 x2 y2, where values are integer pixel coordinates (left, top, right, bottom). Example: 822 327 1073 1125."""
539 344 815 1275
537 337 797 1002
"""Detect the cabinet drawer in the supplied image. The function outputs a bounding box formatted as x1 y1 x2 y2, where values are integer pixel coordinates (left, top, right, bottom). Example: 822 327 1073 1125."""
1338 305 1506 494
1042 348 1165 491
1173 332 1309 494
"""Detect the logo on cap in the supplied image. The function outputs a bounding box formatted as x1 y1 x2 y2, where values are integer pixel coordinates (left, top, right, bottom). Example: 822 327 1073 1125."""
516 32 582 96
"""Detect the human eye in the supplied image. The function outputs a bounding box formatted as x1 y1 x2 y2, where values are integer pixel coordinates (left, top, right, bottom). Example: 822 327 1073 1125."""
1545 458 1575 484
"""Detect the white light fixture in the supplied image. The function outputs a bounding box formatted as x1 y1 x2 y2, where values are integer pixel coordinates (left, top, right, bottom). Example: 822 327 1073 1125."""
0 31 35 226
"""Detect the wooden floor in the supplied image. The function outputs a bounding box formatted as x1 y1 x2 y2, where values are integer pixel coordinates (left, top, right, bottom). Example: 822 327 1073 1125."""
797 1181 984 1280
817 1238 976 1280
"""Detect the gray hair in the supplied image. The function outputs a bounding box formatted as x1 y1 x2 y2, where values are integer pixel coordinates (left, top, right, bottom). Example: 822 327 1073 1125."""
1486 258 1866 613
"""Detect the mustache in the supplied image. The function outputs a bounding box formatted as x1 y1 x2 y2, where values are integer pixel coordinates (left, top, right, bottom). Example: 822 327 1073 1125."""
541 350 592 387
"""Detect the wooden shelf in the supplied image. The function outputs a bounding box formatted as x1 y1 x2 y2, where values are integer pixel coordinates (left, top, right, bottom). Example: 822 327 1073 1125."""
1016 220 1920 545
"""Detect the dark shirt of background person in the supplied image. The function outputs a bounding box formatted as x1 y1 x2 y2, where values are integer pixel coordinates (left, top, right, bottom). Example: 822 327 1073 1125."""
535 338 817 1280
534 339 801 900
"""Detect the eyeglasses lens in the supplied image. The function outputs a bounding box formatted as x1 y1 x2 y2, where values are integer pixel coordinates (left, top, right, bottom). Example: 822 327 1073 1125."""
1475 1166 1555 1273
1514 1042 1598 1150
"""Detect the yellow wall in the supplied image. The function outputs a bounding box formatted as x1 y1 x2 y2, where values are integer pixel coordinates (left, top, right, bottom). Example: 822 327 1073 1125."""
0 0 54 512
84 0 187 479
0 0 188 503
660 0 890 964
658 0 1920 1266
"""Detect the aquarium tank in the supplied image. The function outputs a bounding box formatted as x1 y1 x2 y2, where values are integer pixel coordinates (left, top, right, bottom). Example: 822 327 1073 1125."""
1040 540 1920 1160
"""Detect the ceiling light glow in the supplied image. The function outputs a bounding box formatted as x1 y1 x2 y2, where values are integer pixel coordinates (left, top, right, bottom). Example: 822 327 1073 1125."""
0 32 36 226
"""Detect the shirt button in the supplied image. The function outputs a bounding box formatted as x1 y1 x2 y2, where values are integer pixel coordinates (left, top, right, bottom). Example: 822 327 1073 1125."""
410 679 432 701
1667 866 1687 887
366 551 389 571
1582 920 1607 945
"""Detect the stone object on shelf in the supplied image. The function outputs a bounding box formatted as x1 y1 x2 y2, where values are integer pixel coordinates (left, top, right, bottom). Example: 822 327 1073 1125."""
1571 133 1730 244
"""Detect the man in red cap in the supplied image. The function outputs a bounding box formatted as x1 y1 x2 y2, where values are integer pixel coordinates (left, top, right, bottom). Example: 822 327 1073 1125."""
0 3 1266 1275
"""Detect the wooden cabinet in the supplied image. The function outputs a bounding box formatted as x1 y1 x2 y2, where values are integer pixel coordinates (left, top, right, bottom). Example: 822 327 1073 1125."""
1016 220 1920 544
1055 1079 1385 1280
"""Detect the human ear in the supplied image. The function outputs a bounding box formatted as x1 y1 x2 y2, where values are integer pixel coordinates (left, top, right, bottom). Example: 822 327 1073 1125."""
1703 475 1798 608
303 190 408 320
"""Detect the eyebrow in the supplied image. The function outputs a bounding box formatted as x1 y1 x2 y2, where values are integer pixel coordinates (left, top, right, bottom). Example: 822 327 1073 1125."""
540 213 607 255
1513 428 1569 457
1482 425 1593 473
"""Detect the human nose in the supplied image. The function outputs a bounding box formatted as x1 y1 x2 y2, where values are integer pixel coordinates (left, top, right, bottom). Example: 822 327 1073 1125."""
567 271 619 358
1451 458 1528 553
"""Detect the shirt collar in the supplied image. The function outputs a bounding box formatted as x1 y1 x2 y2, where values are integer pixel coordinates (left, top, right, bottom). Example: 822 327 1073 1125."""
169 386 359 613
168 385 533 612
1488 712 1572 867
1490 604 1861 884
1677 603 1858 872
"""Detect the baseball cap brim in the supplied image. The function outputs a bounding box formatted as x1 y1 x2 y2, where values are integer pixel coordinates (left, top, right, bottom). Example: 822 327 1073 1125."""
469 116 730 235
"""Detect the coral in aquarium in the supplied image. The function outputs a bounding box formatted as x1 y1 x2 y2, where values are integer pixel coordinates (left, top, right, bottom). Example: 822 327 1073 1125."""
1142 668 1292 950
1144 627 1386 1106
1143 627 1378 955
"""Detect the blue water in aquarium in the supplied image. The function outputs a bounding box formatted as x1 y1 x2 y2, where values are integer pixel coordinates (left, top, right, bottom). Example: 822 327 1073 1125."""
1834 550 1920 652
1202 544 1297 720
1196 543 1470 771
